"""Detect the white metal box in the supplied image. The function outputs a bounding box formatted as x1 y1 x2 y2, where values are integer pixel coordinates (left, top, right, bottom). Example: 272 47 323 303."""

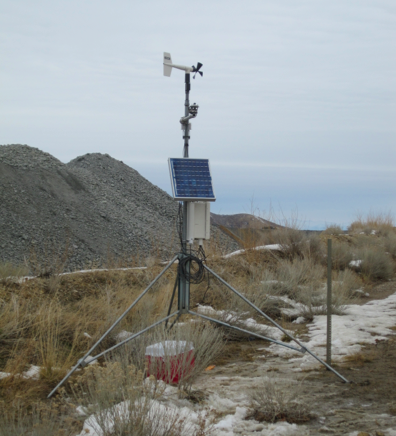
186 202 210 243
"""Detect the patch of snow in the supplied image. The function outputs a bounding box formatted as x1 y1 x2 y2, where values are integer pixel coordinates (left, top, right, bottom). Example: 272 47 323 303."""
145 341 194 357
224 244 282 259
293 317 306 324
241 318 287 341
78 399 200 436
213 406 248 431
196 305 246 323
76 406 89 416
14 266 149 283
269 295 309 317
354 289 370 297
0 371 10 380
84 356 98 366
23 365 40 380
270 292 396 369
196 305 290 341
115 330 133 342
349 260 362 267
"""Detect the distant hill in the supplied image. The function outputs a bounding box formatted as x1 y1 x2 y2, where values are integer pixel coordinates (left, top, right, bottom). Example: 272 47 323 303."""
0 145 238 272
210 213 279 230
210 213 282 247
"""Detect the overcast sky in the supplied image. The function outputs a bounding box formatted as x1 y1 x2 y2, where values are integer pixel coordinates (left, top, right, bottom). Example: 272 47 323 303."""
1 0 395 229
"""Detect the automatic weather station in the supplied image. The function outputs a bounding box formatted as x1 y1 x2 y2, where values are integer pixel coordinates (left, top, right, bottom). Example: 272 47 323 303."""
48 54 347 397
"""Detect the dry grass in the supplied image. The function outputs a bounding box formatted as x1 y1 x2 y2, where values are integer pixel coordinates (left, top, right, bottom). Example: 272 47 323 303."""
0 266 177 404
247 379 312 424
0 262 29 283
348 211 395 236
342 351 376 366
0 400 78 436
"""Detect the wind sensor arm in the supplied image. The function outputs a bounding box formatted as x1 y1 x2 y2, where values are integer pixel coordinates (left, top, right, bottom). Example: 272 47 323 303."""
163 52 203 157
163 52 203 78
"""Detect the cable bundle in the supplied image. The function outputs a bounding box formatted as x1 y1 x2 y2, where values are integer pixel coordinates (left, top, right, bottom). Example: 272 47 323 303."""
178 246 207 284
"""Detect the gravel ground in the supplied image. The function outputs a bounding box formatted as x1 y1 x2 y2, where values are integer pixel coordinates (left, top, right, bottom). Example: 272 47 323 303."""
0 144 237 272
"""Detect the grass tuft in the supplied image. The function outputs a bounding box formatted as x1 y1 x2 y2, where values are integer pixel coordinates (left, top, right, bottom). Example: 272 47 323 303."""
247 379 313 424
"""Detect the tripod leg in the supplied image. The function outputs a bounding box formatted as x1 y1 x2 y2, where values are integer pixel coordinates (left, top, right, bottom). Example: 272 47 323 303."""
189 311 302 352
165 272 179 327
167 312 181 331
84 311 179 364
202 265 348 383
48 255 178 398
204 264 304 347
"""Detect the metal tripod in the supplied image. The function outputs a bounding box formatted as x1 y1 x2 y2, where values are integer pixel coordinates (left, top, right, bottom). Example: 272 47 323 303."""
48 241 347 399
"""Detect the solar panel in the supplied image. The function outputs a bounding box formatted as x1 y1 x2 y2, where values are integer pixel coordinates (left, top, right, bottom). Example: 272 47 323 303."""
168 158 216 201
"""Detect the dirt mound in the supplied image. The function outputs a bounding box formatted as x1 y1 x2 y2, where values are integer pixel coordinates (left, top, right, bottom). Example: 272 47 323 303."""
0 145 237 271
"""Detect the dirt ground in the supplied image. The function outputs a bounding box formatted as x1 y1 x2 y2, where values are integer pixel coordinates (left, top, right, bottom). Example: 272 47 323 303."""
195 280 396 435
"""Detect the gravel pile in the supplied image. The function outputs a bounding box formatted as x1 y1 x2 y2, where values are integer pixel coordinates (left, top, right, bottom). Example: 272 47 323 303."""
0 144 237 273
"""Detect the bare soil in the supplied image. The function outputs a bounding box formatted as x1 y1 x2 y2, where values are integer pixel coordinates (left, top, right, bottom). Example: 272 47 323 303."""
196 279 396 435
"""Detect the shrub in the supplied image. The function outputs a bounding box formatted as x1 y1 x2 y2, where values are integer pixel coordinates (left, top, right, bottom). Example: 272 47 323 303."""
243 269 284 318
275 257 324 298
116 321 224 392
354 234 382 249
348 212 394 236
248 379 312 424
354 247 394 281
268 227 307 259
273 258 354 319
0 401 75 436
67 361 199 436
67 358 212 436
384 234 396 259
322 225 344 235
330 241 354 270
301 233 325 264
332 269 362 298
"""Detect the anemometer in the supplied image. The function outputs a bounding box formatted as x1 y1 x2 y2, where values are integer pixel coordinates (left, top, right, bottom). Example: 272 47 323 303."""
163 52 202 158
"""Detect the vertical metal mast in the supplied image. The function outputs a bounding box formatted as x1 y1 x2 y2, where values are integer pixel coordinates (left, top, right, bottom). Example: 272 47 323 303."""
183 73 190 158
179 72 190 313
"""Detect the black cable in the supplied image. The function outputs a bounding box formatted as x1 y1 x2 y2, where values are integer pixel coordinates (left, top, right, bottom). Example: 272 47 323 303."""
177 202 183 247
178 247 207 284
